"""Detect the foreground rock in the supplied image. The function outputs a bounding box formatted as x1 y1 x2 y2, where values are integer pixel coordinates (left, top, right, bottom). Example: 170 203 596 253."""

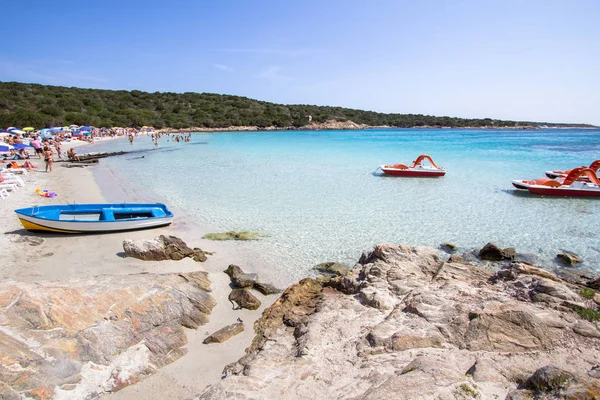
123 235 209 262
196 244 600 399
0 271 215 399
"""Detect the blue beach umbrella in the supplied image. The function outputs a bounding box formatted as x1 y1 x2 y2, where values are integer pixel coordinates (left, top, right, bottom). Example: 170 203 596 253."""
0 144 14 152
13 143 29 149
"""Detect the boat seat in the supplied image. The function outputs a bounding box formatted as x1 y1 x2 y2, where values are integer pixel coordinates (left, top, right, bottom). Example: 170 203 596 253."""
102 210 115 221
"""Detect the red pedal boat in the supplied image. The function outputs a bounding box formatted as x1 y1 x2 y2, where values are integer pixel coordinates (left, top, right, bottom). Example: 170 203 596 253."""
512 167 600 197
545 160 600 179
379 154 447 177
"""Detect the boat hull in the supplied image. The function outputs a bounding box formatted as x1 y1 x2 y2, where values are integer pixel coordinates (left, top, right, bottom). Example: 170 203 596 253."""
526 186 600 197
380 167 446 177
511 180 600 197
14 203 174 233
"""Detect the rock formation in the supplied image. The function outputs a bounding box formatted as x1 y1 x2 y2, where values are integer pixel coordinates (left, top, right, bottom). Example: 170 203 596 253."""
123 235 209 262
195 244 600 399
0 271 215 399
224 264 282 297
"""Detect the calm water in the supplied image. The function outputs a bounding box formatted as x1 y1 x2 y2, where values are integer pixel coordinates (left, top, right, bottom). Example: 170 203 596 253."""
89 128 600 283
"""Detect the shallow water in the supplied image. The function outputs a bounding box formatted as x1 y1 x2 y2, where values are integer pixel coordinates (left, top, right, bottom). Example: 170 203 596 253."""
88 128 600 283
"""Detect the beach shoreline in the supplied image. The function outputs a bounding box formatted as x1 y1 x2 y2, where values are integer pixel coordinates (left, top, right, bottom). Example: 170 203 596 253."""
1 138 278 399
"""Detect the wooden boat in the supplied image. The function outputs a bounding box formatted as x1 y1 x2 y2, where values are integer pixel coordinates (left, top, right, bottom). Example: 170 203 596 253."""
545 160 600 179
379 154 447 177
512 168 600 197
14 203 174 233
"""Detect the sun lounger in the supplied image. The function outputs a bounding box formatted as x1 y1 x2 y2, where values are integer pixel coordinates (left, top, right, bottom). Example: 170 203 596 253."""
0 188 8 199
4 168 29 175
0 173 25 187
0 182 18 192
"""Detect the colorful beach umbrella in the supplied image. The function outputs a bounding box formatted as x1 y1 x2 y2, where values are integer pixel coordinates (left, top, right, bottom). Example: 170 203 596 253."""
0 144 14 152
12 143 29 149
23 127 35 131
9 129 25 134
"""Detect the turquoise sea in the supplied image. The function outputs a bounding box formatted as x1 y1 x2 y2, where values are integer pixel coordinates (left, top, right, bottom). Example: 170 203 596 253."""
89 128 600 283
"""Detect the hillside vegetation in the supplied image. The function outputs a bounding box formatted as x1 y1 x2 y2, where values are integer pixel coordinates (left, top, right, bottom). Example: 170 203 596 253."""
0 81 593 129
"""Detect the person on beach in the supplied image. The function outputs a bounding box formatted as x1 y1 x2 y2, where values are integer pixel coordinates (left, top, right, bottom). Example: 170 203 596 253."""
43 146 53 172
67 147 80 161
31 137 43 158
54 141 63 159
128 133 134 145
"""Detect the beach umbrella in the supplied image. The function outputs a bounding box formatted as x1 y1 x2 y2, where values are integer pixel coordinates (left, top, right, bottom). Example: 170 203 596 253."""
0 143 14 152
13 143 29 149
9 129 25 134
80 131 91 136
23 127 35 131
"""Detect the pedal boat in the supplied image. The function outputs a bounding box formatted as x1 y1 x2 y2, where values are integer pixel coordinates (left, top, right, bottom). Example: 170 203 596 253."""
14 203 174 233
379 154 447 177
545 160 600 179
512 168 600 197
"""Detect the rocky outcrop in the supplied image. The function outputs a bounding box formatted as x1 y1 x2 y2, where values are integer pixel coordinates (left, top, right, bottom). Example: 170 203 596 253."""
0 271 215 399
203 322 245 344
123 235 209 262
507 365 600 399
195 244 600 400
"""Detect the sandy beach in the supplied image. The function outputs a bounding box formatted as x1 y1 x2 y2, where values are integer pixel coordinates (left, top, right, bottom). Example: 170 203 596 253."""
1 138 277 399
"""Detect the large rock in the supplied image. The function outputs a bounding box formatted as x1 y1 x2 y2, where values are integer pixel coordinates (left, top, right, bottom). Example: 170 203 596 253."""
123 235 209 262
228 289 261 310
0 271 215 399
194 244 600 400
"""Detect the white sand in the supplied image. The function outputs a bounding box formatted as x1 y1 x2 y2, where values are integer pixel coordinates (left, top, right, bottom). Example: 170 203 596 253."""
0 139 277 399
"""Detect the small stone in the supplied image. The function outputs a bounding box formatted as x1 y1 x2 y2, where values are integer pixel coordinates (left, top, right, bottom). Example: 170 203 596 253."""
203 322 245 344
478 242 504 261
502 247 516 260
441 243 457 252
312 262 349 276
557 251 582 267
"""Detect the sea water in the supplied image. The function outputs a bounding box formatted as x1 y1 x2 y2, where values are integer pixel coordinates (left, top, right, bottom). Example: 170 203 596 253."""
88 128 600 283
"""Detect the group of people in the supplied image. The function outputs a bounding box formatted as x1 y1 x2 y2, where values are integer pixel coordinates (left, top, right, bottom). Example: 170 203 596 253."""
149 132 192 146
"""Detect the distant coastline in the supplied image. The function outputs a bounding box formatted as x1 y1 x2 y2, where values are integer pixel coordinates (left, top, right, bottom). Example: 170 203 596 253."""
155 119 600 134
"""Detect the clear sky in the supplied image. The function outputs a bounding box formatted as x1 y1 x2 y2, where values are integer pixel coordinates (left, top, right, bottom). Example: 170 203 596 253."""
2 0 599 125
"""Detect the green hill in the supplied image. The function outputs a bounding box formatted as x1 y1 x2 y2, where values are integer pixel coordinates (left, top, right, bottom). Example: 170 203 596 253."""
0 81 594 129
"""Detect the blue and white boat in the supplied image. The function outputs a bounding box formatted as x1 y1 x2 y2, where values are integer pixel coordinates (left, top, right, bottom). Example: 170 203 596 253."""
14 203 174 233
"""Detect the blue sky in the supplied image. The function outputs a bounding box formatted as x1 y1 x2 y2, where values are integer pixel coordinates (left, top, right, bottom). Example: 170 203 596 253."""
2 0 599 125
